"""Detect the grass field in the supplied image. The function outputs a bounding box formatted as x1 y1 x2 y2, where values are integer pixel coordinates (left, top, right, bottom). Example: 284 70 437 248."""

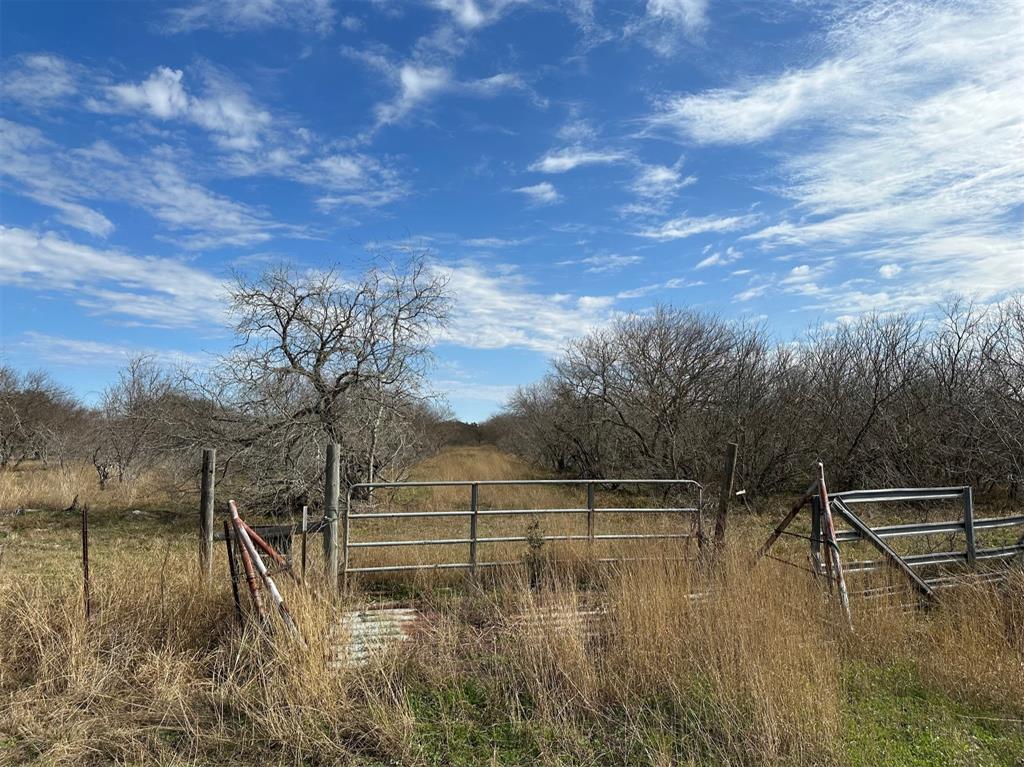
1 447 1023 766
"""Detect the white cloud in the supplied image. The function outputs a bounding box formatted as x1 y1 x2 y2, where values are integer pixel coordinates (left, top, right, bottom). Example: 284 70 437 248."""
432 378 517 406
0 120 114 237
878 264 902 279
630 160 695 198
560 254 643 273
430 0 521 29
375 64 452 125
628 0 708 55
646 0 707 33
529 147 627 173
434 262 614 353
514 181 562 205
0 226 226 327
0 122 290 248
695 246 741 269
95 65 272 152
1 54 78 108
616 276 703 299
353 50 536 128
15 332 204 368
655 0 1024 307
463 237 529 248
163 0 335 34
648 61 852 144
637 213 759 241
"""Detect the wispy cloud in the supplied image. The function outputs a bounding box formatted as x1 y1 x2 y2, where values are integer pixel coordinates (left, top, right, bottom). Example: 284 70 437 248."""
695 246 742 269
91 64 272 152
163 0 335 35
345 42 540 130
1 53 79 109
0 123 293 248
683 0 1024 306
616 276 704 300
0 226 226 327
434 261 614 353
627 0 709 56
0 119 114 237
529 147 627 173
15 332 205 368
514 181 562 205
429 0 522 30
637 213 759 241
560 254 643 273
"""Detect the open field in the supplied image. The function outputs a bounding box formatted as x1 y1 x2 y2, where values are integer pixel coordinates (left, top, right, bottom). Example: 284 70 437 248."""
2 447 1024 766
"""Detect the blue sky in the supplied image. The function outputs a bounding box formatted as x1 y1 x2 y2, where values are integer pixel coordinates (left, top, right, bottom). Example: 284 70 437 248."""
1 0 1021 421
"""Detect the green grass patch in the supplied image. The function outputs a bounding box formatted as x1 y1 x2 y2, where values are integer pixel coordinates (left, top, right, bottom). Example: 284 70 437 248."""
843 662 1024 767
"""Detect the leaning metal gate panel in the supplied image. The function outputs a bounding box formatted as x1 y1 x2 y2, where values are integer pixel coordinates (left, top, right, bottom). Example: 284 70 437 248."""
811 486 1024 594
343 479 703 576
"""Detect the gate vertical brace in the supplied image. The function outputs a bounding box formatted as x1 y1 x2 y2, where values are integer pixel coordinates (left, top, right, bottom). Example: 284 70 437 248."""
199 448 215 584
469 483 479 575
962 486 976 568
324 443 340 591
587 482 595 546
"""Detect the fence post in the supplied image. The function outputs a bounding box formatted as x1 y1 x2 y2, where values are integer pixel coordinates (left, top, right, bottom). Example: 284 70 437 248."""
962 486 976 568
587 482 595 545
810 495 823 575
80 504 91 621
199 448 215 583
713 442 738 550
323 443 340 590
300 505 308 584
223 520 242 625
469 483 479 575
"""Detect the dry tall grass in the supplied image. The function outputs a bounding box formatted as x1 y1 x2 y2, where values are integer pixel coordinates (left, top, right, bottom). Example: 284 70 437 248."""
1 447 1022 765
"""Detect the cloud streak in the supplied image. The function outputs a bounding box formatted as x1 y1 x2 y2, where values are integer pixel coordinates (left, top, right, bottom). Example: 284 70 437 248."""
0 226 227 327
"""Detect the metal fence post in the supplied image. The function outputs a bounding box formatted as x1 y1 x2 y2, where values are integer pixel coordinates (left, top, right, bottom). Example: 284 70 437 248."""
963 486 976 567
324 443 340 589
586 482 596 547
199 448 215 583
469 483 479 575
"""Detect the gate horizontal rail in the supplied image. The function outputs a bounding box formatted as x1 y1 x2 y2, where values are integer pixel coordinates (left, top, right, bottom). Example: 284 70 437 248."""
344 478 702 575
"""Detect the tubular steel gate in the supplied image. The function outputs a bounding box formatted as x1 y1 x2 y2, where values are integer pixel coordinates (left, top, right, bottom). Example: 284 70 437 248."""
342 479 703 576
812 486 1024 597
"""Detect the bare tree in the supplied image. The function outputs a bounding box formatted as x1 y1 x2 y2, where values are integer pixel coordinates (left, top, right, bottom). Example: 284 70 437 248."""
92 356 173 487
180 256 450 509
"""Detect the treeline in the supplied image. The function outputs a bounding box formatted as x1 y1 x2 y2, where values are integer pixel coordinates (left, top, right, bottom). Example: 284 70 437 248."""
484 298 1024 498
0 257 457 512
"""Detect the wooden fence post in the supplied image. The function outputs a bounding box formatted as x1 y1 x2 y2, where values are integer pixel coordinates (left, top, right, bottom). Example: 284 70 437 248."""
199 448 216 583
713 442 738 549
300 505 308 584
323 443 340 590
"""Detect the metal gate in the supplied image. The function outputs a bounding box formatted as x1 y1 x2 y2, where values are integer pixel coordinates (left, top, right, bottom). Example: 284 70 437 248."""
342 478 703 576
814 486 1024 597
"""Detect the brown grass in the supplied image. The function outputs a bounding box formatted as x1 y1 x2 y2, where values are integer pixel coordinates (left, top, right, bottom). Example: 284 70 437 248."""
1 447 1022 765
